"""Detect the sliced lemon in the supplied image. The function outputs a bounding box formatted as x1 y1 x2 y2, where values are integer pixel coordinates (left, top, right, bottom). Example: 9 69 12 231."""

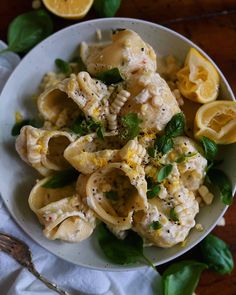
194 100 236 144
42 0 93 19
177 48 219 104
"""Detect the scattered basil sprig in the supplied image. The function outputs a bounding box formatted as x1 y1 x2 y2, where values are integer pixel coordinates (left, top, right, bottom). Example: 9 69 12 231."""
70 116 105 140
120 113 142 141
93 0 122 17
200 136 218 162
97 223 156 269
42 169 79 189
11 118 43 136
95 68 123 85
207 168 233 205
169 208 179 222
147 184 161 199
200 234 234 274
1 10 53 54
153 113 185 156
176 152 197 164
163 260 208 295
157 164 173 183
55 58 71 75
149 220 162 230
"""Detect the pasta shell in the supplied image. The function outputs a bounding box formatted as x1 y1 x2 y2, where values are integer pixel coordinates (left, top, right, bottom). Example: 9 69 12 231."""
64 131 121 174
82 29 157 78
86 163 148 230
38 79 80 128
134 180 199 248
121 70 180 133
29 178 96 242
16 125 75 176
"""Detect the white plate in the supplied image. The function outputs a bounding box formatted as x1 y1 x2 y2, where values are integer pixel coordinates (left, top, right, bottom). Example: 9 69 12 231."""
0 18 235 271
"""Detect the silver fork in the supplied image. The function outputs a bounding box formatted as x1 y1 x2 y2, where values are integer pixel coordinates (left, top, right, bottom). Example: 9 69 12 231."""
0 232 70 295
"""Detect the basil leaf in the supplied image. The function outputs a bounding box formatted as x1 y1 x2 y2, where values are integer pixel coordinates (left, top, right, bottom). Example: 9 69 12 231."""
200 234 234 274
11 118 43 136
42 170 79 189
147 184 161 199
105 190 118 201
97 224 156 268
176 152 198 163
70 116 87 136
149 221 162 230
169 208 179 222
155 135 173 155
70 56 87 71
165 113 185 138
95 68 123 85
5 10 53 54
97 124 105 140
157 164 173 183
55 58 71 75
163 260 207 295
147 147 157 158
200 136 218 162
120 113 142 140
208 168 233 205
93 0 121 17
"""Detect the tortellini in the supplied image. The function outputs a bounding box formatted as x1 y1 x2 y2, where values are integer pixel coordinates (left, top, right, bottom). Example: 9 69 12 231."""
16 125 74 176
121 70 181 132
64 132 121 174
134 179 199 247
86 163 148 230
81 29 157 78
29 178 96 242
38 71 110 127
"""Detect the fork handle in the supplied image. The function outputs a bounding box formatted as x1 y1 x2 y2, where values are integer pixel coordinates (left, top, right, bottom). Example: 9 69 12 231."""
28 265 70 295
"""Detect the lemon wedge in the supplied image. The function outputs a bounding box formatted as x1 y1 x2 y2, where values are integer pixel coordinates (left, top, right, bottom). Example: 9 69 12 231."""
42 0 93 19
177 48 219 104
194 100 236 144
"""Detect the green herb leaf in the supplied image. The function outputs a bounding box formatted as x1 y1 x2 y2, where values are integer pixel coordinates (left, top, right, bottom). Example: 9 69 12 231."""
70 116 104 140
42 169 79 189
200 136 218 162
169 208 179 222
120 113 142 141
97 223 156 268
147 184 161 199
70 56 87 71
11 118 43 136
5 10 53 54
55 58 71 75
163 260 208 295
93 0 121 17
208 168 233 205
155 135 173 155
97 124 105 140
176 152 198 163
165 113 185 138
105 190 118 201
95 68 123 85
147 147 157 158
157 164 173 183
149 221 162 230
200 234 234 274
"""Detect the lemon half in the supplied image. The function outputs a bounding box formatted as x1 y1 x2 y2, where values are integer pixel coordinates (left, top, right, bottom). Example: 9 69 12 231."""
42 0 94 19
177 48 219 104
194 100 236 144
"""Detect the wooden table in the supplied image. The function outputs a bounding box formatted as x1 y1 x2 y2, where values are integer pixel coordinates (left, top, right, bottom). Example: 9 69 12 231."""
0 1 236 294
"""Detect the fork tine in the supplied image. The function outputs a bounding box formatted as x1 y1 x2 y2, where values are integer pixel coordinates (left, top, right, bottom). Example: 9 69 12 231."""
0 240 12 254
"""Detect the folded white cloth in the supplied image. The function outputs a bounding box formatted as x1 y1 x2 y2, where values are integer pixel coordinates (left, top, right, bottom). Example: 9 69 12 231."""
0 41 162 295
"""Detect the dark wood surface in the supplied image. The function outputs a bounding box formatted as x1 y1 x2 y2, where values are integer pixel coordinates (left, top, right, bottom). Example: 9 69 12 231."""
0 1 236 294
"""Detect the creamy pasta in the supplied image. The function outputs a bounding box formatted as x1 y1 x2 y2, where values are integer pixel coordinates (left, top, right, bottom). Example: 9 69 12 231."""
15 29 210 247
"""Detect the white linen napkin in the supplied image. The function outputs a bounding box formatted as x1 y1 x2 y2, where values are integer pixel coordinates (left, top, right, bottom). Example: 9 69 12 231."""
0 41 162 295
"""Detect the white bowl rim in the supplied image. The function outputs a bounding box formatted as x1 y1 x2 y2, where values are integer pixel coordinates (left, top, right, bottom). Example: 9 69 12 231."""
0 17 235 272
